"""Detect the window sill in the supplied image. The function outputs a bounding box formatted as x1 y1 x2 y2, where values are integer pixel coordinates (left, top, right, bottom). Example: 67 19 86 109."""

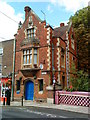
61 66 65 68
38 91 43 94
16 90 20 94
23 64 32 65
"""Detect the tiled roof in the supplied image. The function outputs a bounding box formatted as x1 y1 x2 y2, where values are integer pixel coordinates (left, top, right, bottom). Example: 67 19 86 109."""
53 25 68 40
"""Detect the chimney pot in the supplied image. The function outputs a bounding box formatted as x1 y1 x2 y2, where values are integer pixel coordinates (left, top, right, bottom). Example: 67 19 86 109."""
60 23 64 27
41 20 46 26
24 6 31 19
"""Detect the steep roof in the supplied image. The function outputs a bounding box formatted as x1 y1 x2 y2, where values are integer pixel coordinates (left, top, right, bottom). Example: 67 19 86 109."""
53 25 68 40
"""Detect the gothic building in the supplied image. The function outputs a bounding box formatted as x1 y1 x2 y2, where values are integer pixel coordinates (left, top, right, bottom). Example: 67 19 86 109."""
14 6 77 103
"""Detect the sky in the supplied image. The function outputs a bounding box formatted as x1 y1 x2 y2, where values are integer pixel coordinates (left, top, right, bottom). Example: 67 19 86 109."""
0 0 89 42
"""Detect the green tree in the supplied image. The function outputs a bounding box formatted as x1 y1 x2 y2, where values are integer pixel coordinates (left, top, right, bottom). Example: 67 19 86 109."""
69 63 89 92
70 6 89 72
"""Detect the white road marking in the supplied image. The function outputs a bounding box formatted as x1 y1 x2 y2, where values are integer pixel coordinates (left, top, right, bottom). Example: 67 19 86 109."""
18 107 67 118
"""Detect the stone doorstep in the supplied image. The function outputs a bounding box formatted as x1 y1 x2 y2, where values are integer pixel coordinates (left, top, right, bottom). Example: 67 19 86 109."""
35 98 46 103
13 97 22 101
13 97 47 103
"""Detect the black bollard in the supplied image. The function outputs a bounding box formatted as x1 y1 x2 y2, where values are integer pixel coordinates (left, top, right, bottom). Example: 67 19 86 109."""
21 96 23 106
53 84 55 104
3 98 5 105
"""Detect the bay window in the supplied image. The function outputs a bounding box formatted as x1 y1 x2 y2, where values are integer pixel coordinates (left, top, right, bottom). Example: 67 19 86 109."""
23 48 38 66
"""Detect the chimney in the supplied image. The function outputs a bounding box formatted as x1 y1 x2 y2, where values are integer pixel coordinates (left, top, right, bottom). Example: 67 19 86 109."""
41 20 46 26
60 23 64 27
24 6 31 19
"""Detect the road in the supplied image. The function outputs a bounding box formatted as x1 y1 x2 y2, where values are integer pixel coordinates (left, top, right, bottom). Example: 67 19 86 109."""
0 106 89 120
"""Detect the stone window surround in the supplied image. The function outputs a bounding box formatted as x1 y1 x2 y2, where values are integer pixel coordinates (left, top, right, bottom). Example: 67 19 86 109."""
22 48 38 67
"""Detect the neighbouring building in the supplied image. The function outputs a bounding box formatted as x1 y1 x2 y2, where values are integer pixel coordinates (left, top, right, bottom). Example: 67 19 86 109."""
0 39 14 93
14 6 77 103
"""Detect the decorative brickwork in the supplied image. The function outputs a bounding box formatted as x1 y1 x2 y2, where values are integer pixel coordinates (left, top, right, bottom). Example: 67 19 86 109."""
14 6 77 102
47 27 51 70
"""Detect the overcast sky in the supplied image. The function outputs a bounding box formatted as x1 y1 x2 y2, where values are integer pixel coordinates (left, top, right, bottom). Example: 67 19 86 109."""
0 0 89 42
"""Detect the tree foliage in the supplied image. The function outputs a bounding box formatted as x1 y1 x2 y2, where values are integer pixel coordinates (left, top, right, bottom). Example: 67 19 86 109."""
70 70 89 92
69 63 89 92
70 6 89 72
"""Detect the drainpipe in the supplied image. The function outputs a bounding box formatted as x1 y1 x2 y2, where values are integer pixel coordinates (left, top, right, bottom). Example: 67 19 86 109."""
66 31 69 87
11 38 16 101
66 44 68 87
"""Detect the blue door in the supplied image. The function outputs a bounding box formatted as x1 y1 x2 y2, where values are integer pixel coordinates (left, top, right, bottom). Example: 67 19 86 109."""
25 81 34 100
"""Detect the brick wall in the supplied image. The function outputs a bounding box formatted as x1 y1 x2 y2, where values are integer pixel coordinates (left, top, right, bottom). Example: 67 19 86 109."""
2 39 14 76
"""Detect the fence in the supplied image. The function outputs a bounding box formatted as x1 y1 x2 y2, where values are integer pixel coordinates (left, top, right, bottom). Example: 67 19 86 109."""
55 91 90 107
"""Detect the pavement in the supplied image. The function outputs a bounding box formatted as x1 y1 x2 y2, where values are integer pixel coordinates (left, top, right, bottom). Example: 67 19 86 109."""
0 100 89 115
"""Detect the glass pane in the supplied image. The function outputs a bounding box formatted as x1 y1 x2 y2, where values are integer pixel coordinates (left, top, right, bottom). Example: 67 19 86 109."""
28 29 30 34
27 50 29 54
0 48 3 55
17 81 20 91
28 34 30 38
34 29 35 33
23 50 26 55
39 80 43 91
34 54 37 64
32 28 34 33
30 55 32 64
23 56 26 64
27 55 29 64
31 29 32 34
30 49 32 54
61 56 64 66
34 49 37 54
31 33 32 37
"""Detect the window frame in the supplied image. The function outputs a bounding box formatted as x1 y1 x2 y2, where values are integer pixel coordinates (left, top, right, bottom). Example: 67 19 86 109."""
23 48 38 66
0 48 3 55
61 48 65 68
16 80 20 94
34 48 37 65
27 28 35 38
38 79 43 94
71 34 75 49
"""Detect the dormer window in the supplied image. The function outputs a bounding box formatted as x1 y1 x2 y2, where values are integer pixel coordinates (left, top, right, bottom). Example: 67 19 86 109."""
29 16 32 23
28 16 33 27
27 28 35 38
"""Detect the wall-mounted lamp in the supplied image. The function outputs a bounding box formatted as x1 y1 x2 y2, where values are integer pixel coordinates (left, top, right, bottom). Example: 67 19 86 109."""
4 66 7 69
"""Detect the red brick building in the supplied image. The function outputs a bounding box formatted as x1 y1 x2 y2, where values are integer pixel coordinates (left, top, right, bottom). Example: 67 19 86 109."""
14 6 77 103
